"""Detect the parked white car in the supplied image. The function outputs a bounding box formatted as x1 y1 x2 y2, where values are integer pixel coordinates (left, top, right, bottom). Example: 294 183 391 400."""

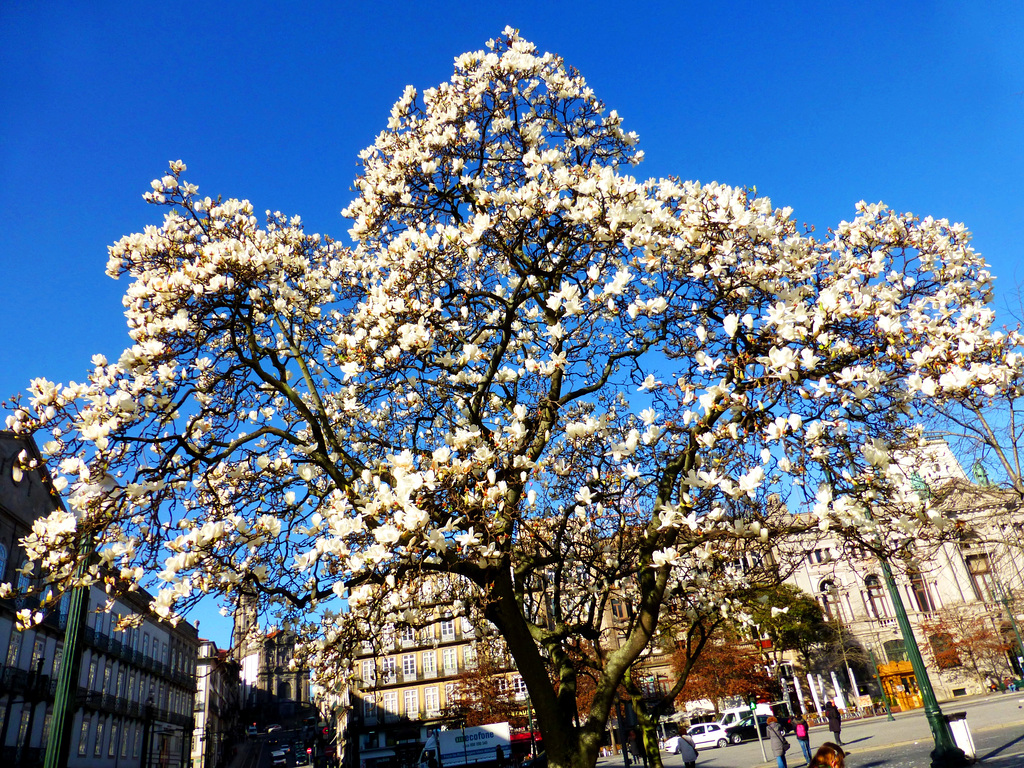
663 723 729 753
686 723 729 749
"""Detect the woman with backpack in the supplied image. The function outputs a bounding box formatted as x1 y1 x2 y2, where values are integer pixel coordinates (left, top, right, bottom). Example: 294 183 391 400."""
793 714 812 765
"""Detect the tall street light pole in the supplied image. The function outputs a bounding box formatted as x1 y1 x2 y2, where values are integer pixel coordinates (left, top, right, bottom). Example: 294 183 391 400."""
878 557 966 767
43 536 93 768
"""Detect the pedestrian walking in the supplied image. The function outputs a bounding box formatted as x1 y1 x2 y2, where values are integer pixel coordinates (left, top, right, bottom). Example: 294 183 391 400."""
824 702 842 745
809 742 845 768
673 728 698 768
792 714 812 765
766 716 791 768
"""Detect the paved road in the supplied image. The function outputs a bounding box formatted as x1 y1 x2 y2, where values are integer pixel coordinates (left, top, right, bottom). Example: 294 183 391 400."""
596 693 1024 768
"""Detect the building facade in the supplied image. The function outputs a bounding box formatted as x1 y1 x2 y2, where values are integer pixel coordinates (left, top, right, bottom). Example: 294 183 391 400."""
192 639 240 768
0 431 200 766
782 441 1024 708
232 593 312 725
348 612 520 768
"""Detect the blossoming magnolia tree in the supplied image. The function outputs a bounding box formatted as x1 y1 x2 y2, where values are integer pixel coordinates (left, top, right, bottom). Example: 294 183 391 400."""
5 28 1021 768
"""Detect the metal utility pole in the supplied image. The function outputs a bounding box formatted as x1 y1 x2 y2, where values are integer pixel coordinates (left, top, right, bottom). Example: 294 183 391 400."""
878 558 966 767
43 541 92 768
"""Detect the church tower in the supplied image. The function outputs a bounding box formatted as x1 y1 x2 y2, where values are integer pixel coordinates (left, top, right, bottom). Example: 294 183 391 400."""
231 588 259 658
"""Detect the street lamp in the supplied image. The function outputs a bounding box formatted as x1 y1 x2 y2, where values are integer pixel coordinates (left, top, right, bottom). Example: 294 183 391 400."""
878 557 966 767
141 695 155 768
42 533 93 768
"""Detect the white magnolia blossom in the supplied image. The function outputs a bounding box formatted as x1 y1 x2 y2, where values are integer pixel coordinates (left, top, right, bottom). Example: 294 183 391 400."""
3 28 1021 768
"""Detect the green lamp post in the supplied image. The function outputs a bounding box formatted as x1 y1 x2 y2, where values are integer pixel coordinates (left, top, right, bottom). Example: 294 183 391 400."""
42 537 93 768
878 557 966 767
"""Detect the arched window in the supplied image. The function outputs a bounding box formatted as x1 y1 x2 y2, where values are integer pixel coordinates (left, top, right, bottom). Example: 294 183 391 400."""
864 575 889 619
278 681 291 701
883 638 908 663
819 579 840 621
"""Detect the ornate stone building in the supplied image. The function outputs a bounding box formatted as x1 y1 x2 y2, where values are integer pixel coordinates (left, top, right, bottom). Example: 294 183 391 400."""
781 441 1024 709
231 592 311 724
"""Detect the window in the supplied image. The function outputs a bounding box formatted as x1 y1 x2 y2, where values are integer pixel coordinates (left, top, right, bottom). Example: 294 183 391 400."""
422 650 436 675
964 553 995 602
909 569 935 613
382 657 396 682
400 626 416 645
94 718 105 756
109 722 119 757
424 686 439 715
383 691 398 720
6 631 21 667
929 632 960 669
363 695 378 719
0 542 7 581
362 660 376 685
31 637 46 670
440 619 455 642
864 575 888 619
41 712 52 749
52 648 63 680
512 675 527 696
79 716 91 756
819 580 839 621
87 658 98 691
402 654 416 677
17 710 30 746
404 689 419 718
445 683 456 707
611 598 630 621
133 724 141 758
883 638 908 663
121 721 129 757
808 548 831 564
102 664 112 694
442 647 458 674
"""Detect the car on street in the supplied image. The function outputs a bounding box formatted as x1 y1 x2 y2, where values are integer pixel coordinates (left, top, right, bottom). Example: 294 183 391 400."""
724 714 770 744
267 724 283 733
686 723 729 749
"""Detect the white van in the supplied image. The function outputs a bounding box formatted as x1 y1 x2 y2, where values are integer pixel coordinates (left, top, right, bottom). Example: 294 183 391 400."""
716 706 753 730
717 702 776 730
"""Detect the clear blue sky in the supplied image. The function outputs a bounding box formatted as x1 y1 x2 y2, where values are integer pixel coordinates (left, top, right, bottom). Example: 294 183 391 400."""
2 1 1022 646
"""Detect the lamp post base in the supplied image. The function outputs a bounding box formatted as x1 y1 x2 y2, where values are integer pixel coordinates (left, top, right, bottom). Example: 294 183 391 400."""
925 708 968 768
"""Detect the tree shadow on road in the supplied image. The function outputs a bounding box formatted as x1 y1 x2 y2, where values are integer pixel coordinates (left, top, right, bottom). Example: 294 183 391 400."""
978 730 1024 762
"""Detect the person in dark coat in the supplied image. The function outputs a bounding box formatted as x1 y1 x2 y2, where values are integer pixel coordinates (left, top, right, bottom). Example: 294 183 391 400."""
824 702 842 745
